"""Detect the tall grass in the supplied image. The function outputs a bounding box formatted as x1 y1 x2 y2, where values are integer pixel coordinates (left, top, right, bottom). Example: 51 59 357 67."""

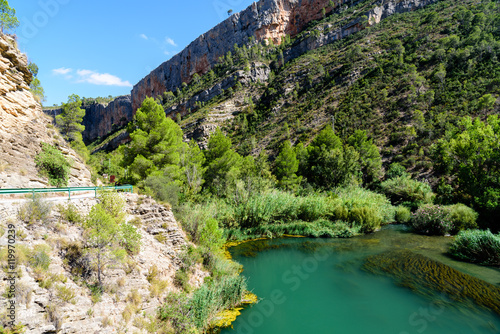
449 229 500 265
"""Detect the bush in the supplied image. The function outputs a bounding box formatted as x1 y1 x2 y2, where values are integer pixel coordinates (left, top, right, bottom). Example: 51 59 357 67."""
331 186 395 233
445 203 478 233
35 143 71 187
119 223 142 255
57 203 82 224
174 270 191 292
380 176 434 209
395 205 411 224
410 204 454 236
449 230 500 265
29 244 52 270
18 196 52 224
142 174 181 208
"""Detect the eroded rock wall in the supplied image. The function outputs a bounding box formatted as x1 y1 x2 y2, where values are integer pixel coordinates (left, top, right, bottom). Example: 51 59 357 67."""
131 0 339 111
0 34 93 188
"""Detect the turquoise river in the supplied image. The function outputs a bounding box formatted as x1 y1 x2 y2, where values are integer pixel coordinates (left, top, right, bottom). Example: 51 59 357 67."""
221 225 500 334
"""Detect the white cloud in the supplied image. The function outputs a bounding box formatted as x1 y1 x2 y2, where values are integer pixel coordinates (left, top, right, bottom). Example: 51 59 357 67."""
165 37 177 47
140 34 148 40
52 67 72 75
76 69 132 87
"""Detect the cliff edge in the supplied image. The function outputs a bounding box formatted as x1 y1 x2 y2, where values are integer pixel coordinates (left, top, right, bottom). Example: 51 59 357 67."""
0 34 93 188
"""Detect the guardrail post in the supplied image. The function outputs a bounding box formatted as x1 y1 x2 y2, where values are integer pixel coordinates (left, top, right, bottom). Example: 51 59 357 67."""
68 189 71 201
95 187 97 198
32 189 35 200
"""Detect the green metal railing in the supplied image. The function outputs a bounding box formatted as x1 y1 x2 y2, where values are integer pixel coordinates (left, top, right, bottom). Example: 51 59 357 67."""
0 185 133 200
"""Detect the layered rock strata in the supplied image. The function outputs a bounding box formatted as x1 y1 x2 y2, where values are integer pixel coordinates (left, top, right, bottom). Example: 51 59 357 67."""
0 34 92 188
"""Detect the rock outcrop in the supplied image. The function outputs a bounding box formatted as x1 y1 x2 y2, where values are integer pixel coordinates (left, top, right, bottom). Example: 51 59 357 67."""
81 95 133 143
0 34 93 188
45 95 133 144
131 0 339 111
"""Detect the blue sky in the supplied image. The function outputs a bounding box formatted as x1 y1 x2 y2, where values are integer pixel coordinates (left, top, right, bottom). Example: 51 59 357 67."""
11 0 254 106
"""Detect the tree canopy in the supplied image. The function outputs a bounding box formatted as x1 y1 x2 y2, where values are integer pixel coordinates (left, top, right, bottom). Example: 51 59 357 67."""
0 0 18 33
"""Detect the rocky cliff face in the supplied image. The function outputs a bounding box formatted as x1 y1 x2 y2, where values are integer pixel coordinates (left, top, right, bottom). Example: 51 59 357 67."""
85 0 440 150
45 95 133 144
0 34 92 188
131 0 339 111
81 95 133 143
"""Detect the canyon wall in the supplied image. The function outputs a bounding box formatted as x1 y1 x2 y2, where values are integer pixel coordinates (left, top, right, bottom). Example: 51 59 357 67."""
45 95 133 144
131 0 337 111
0 34 92 187
78 0 440 148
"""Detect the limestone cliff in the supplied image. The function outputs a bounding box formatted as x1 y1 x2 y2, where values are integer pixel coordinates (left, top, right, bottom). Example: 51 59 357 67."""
131 0 440 112
44 95 133 144
131 0 339 111
87 0 440 149
0 34 92 188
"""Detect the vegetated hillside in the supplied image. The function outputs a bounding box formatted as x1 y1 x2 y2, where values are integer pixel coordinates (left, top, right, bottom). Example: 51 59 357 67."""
175 0 499 176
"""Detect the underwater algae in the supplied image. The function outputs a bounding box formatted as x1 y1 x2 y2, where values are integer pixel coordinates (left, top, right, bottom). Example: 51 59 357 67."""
363 249 500 316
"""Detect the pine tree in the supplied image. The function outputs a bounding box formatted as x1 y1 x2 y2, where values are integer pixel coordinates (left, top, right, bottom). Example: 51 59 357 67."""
122 97 185 183
275 141 302 191
56 94 85 141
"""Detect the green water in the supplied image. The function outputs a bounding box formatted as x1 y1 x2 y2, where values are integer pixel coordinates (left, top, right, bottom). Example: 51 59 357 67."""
221 225 500 334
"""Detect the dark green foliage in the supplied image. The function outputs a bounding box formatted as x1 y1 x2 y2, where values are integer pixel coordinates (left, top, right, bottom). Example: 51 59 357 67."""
122 97 185 183
433 116 500 229
203 128 244 196
410 204 454 236
35 143 71 187
450 229 500 265
275 141 302 190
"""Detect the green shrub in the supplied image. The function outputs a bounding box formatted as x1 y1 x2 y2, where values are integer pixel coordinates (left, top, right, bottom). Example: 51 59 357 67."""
18 196 52 224
173 270 191 292
380 176 434 209
445 203 478 233
142 174 181 208
35 143 71 187
55 284 76 304
395 205 411 224
57 203 82 224
349 206 381 233
385 162 408 179
119 223 142 255
29 244 51 270
449 230 500 265
410 204 454 236
190 276 246 329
